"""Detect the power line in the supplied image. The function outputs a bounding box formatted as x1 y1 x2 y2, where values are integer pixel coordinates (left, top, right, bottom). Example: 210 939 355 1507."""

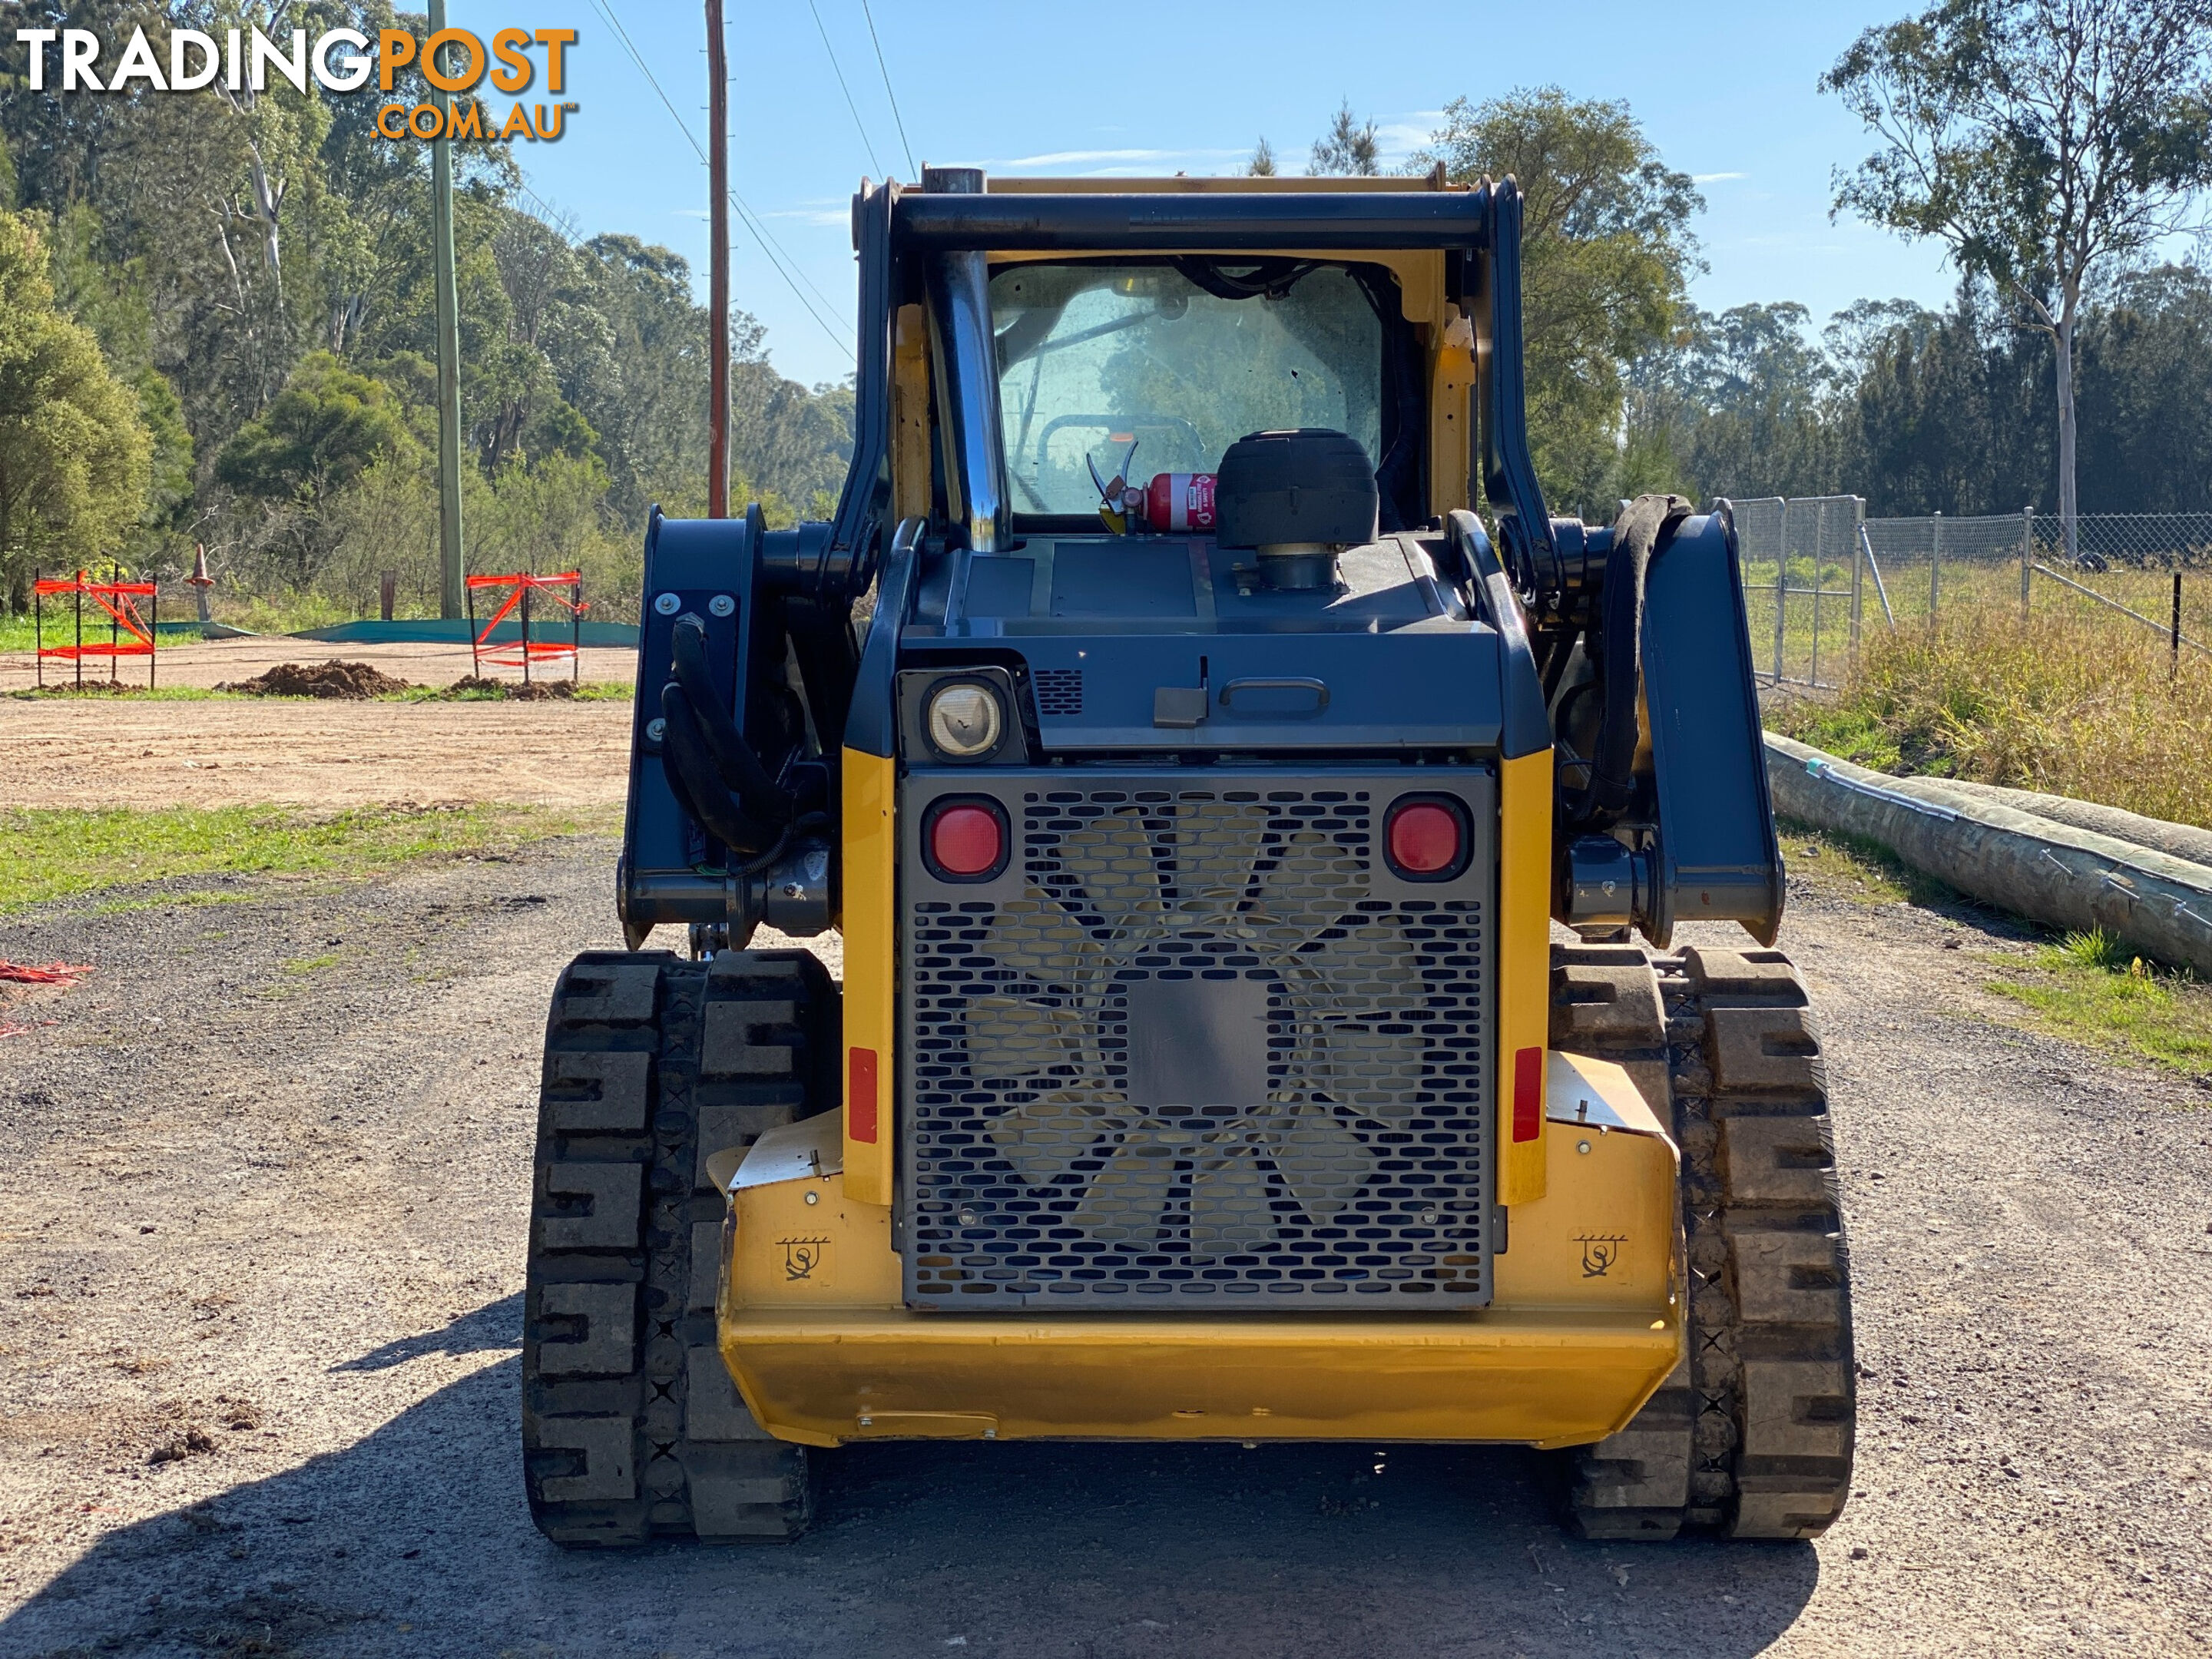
806 0 885 179
593 0 849 344
586 0 855 358
857 0 917 180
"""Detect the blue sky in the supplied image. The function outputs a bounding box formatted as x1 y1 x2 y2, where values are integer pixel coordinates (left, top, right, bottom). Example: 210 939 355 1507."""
454 0 1964 390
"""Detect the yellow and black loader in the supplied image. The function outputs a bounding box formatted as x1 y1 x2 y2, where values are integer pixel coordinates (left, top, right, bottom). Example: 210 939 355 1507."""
521 170 1853 1546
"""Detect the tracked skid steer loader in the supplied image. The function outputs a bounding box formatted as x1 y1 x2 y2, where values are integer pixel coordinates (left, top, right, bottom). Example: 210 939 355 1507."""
521 170 1853 1546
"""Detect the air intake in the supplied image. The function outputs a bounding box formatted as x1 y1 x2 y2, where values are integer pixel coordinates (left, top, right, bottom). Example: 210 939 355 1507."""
900 773 1495 1309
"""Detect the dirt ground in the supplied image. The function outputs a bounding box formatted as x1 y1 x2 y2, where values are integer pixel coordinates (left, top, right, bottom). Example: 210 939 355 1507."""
0 637 636 696
4 697 633 811
2 703 2210 1655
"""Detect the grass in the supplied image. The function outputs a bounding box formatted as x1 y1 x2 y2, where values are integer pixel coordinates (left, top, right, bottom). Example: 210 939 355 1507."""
6 682 227 700
1782 828 2212 1081
389 679 634 704
1987 929 2212 1080
0 803 591 915
1743 554 2210 689
0 614 191 656
1769 607 2212 830
1777 820 1948 907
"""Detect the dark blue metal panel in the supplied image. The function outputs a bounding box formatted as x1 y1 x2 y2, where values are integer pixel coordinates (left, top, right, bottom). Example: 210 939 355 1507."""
901 629 1505 753
618 512 763 929
1641 510 1784 945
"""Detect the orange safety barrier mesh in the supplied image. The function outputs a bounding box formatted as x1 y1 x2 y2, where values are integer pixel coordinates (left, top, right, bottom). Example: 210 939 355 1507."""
34 570 159 687
465 571 586 683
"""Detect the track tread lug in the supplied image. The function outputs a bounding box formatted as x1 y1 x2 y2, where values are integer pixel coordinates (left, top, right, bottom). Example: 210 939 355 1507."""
523 951 831 1548
1556 944 1855 1542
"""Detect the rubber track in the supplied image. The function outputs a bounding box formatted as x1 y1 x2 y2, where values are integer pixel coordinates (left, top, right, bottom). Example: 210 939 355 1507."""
521 948 836 1546
1552 943 1856 1540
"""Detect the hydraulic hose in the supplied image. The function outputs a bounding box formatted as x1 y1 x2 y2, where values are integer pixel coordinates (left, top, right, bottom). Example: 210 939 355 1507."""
660 681 780 856
1574 492 1693 826
668 614 795 823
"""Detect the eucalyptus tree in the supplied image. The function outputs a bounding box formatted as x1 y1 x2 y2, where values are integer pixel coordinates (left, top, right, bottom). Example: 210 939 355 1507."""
1823 0 2212 558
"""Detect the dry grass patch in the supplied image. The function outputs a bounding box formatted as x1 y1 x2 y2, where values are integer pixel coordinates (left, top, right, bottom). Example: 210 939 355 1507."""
1771 609 2212 830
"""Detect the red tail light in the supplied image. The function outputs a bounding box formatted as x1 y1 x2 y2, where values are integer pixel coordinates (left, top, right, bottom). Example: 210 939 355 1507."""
926 800 1007 880
1385 796 1468 879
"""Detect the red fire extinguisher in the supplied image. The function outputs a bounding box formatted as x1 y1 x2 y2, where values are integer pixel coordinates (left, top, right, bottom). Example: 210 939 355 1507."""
1126 473 1217 533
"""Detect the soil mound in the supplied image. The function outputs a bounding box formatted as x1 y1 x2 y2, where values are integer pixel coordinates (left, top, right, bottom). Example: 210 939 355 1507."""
442 675 575 700
217 660 415 699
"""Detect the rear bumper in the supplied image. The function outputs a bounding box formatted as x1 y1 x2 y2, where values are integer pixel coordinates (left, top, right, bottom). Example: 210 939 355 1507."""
723 1306 1680 1449
720 1058 1682 1449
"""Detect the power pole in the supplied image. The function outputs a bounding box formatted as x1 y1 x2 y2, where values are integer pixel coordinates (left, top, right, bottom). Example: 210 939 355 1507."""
429 0 466 615
706 0 730 518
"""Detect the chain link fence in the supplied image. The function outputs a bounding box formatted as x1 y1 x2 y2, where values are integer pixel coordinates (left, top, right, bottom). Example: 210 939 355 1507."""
1729 496 1865 687
1727 499 2212 688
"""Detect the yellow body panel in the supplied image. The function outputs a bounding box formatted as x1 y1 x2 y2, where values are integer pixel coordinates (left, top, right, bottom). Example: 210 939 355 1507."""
890 303 931 521
839 747 897 1204
1495 748 1555 1205
793 173 1613 1446
722 1058 1676 1449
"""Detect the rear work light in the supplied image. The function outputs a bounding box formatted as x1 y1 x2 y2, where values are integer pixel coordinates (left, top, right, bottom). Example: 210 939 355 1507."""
1384 795 1469 881
924 798 1008 882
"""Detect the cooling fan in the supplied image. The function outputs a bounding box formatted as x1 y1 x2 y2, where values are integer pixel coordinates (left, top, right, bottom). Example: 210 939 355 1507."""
962 802 1432 1252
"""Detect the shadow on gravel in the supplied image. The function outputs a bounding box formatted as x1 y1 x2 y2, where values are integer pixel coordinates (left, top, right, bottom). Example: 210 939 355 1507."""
6 1303 1824 1659
333 1293 525 1372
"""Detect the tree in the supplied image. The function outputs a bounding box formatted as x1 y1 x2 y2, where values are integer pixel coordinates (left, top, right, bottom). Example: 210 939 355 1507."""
1649 303 1846 501
1247 137 1279 178
1310 102 1381 176
2073 264 2212 510
1824 0 2212 558
214 350 415 503
0 208 151 610
1416 88 1703 510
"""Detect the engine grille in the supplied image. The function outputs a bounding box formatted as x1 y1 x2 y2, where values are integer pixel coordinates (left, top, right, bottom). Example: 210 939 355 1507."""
902 776 1493 1309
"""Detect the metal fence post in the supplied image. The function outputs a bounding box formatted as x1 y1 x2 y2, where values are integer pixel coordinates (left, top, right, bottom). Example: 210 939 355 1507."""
2175 571 2186 684
1850 498 1865 664
1773 498 1790 681
1929 511 1942 621
2020 505 2034 619
1810 502 1823 688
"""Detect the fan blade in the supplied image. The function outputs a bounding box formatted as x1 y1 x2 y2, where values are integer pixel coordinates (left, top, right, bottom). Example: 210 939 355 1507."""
1070 1132 1178 1243
1252 829 1366 948
988 1089 1119 1185
1062 808 1164 933
1166 798 1267 921
1188 1144 1277 1253
966 996 1084 1080
1307 1022 1428 1128
1266 1101 1372 1220
986 886 1099 990
1301 921 1422 1015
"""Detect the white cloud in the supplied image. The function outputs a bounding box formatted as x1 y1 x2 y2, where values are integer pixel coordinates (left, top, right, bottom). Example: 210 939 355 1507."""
987 146 1247 169
1692 171 1750 184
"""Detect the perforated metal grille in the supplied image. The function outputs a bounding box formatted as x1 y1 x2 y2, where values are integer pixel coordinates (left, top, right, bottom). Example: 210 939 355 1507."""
1033 668 1084 716
903 780 1492 1309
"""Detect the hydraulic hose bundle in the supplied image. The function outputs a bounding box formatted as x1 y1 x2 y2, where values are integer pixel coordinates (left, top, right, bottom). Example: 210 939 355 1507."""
1571 492 1694 828
658 614 798 862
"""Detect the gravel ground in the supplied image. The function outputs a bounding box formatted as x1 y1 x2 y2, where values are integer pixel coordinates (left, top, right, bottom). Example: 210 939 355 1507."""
1 840 2207 1657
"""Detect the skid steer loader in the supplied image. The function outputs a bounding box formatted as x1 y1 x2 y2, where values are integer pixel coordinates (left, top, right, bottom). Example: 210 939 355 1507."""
522 169 1853 1546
